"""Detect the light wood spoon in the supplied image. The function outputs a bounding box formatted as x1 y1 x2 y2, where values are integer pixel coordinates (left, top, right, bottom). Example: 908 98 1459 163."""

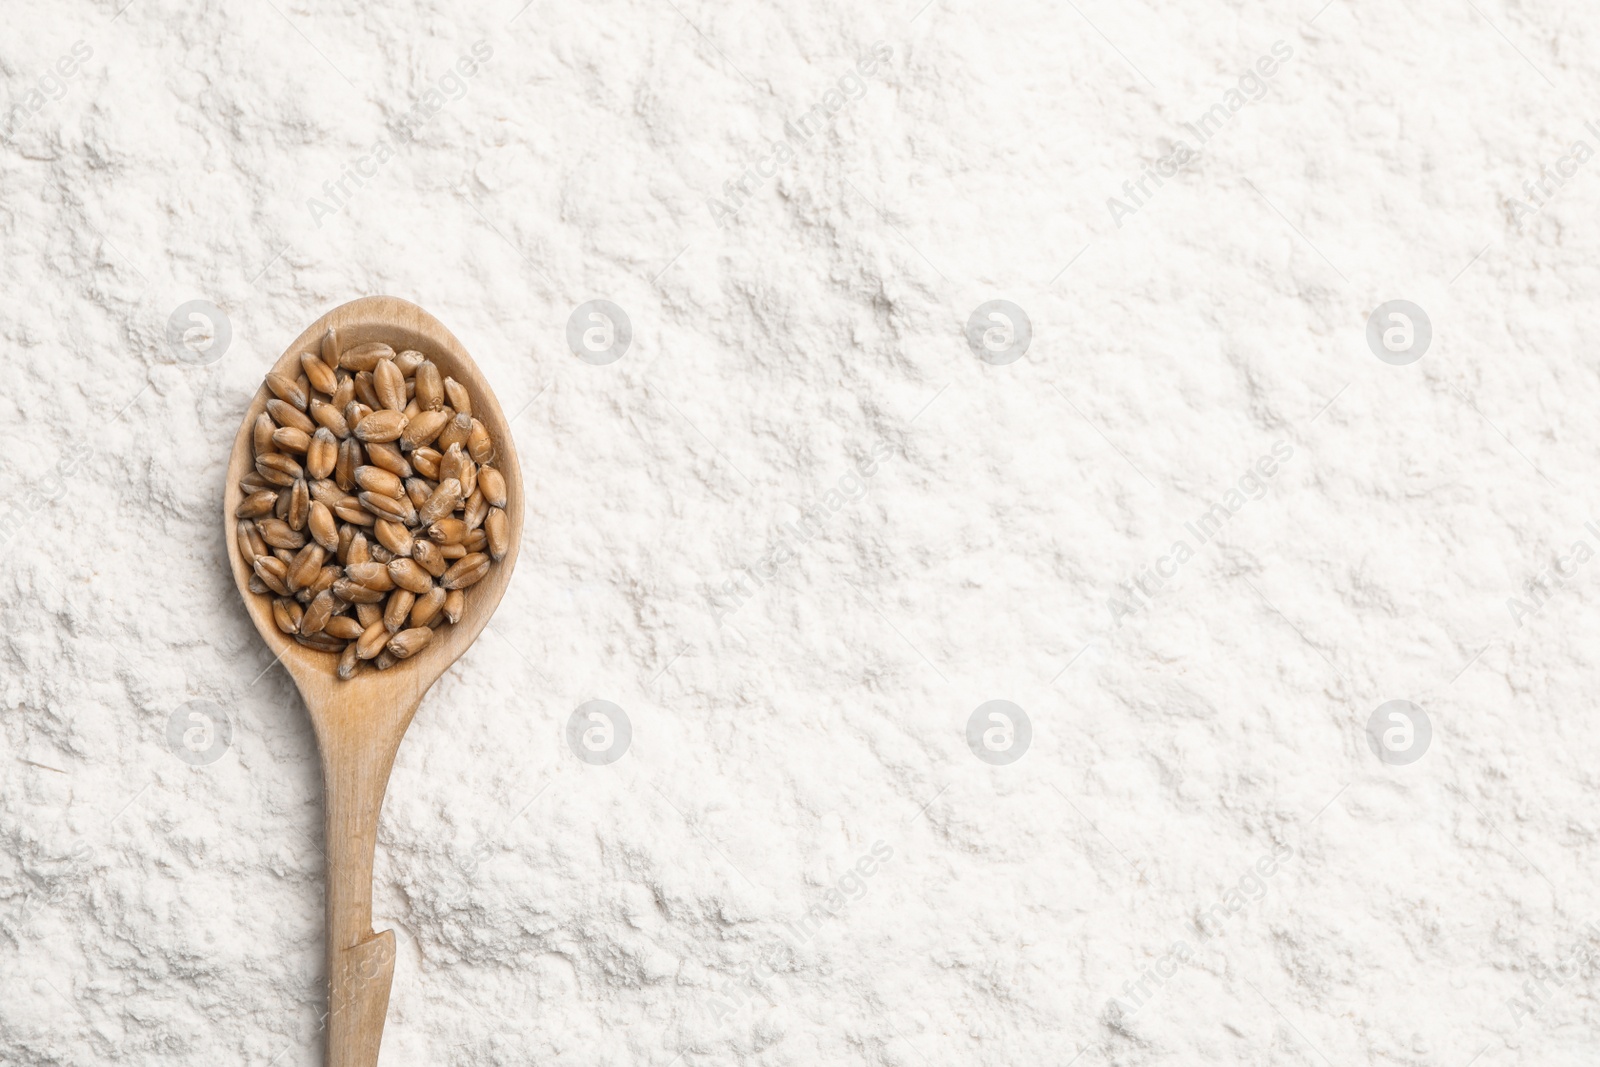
223 296 523 1067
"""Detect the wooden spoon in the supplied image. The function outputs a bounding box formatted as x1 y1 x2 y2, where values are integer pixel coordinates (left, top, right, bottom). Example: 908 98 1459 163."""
222 296 523 1067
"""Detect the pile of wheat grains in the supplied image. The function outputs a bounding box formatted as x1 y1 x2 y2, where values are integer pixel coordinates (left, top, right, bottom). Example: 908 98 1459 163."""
233 329 509 678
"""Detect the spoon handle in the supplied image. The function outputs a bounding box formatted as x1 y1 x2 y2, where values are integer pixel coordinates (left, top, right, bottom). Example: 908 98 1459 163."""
315 695 420 1067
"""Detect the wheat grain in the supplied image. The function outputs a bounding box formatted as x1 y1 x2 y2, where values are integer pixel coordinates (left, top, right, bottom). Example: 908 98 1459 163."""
386 627 432 659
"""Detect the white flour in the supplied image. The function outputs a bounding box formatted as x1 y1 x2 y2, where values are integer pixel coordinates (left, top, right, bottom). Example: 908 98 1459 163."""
3 1 1598 1064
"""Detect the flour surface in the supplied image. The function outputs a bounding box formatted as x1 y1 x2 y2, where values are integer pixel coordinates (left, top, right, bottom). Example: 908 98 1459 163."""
2 2 1597 1065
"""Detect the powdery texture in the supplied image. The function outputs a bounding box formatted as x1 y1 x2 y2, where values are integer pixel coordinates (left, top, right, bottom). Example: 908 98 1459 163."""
2 0 1599 1065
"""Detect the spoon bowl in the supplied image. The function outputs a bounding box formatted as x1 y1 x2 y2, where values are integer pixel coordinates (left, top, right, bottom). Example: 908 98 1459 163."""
223 296 522 1067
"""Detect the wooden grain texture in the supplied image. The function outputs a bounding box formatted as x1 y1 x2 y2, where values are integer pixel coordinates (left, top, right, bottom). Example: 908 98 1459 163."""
222 297 523 1067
